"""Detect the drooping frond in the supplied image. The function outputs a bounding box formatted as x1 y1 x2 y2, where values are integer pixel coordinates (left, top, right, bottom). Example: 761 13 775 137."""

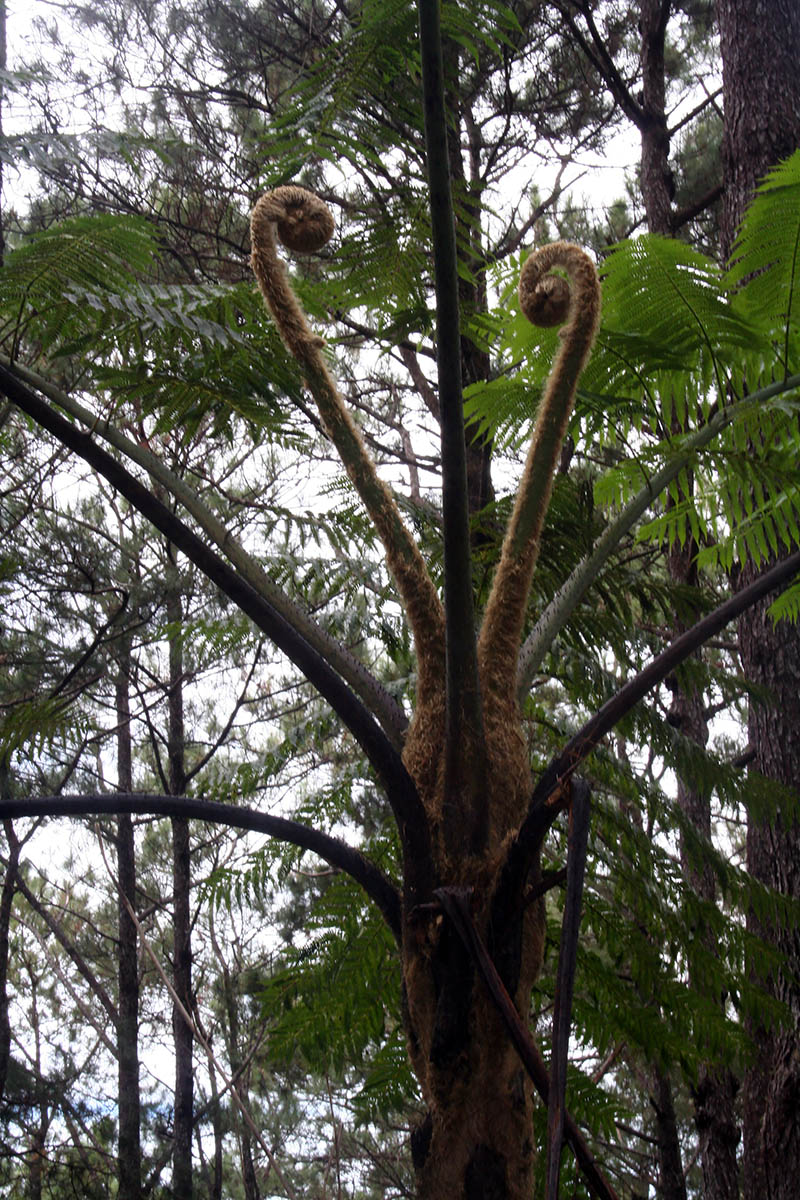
0 208 325 442
0 214 157 350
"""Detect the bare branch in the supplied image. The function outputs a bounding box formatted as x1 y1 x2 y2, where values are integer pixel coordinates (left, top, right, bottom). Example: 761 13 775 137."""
0 362 430 887
1 792 402 940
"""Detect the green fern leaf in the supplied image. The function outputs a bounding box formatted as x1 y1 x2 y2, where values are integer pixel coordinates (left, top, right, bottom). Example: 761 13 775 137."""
726 147 800 369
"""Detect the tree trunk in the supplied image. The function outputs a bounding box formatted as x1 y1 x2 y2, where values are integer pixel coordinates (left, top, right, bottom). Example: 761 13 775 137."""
638 5 739 1191
716 2 800 1196
639 0 674 237
407 948 540 1200
667 534 739 1200
717 0 800 261
651 1070 687 1200
0 751 19 1104
166 551 193 1197
116 640 143 1199
737 602 800 1200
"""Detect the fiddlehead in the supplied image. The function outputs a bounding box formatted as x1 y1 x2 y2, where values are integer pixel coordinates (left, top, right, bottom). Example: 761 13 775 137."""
478 243 600 707
251 186 335 357
250 186 445 732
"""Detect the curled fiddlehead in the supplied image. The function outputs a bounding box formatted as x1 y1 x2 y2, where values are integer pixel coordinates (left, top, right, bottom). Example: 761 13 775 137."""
251 186 335 356
478 242 601 706
250 187 445 725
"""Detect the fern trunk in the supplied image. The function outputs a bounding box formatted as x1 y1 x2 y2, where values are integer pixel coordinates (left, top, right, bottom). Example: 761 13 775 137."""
404 888 544 1199
402 690 546 1200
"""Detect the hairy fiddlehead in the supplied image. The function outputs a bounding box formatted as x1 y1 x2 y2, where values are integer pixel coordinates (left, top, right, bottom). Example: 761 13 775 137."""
250 187 445 716
478 242 601 704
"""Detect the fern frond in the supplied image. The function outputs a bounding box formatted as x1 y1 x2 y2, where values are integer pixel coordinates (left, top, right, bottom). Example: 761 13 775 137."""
0 214 157 349
598 234 763 403
727 147 800 371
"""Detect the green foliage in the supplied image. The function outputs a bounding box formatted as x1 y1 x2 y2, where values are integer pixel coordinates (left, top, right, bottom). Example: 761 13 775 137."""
255 873 414 1119
0 213 157 348
0 692 87 766
727 152 800 371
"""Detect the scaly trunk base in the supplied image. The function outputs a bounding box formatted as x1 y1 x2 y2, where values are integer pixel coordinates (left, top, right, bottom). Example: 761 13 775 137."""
404 894 543 1200
411 1027 535 1200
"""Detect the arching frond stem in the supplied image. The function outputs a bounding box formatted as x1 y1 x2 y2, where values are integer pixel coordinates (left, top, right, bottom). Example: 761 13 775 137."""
250 188 445 717
0 362 432 899
479 244 601 696
0 793 402 939
418 0 486 812
506 541 800 882
0 355 408 750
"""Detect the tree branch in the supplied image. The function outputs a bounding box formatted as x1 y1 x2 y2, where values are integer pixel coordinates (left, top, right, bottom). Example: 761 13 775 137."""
671 182 724 232
1 793 402 940
1 355 408 751
11 869 119 1026
0 362 430 885
560 2 643 128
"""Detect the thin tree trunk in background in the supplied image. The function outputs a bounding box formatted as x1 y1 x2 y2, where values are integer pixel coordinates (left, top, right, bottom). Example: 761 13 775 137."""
27 974 46 1200
171 809 193 1200
224 965 259 1200
205 1051 224 1200
638 4 739 1193
651 1071 687 1200
209 914 259 1200
28 1115 46 1200
0 804 20 1102
715 2 800 1196
166 549 193 1198
116 639 143 1200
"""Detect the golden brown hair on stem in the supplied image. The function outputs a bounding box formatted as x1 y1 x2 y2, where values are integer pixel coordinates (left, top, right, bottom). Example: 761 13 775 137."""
478 243 601 709
250 186 334 356
250 186 445 745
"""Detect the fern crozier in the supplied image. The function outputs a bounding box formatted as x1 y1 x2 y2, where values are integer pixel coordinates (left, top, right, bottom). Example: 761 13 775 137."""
478 242 601 720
